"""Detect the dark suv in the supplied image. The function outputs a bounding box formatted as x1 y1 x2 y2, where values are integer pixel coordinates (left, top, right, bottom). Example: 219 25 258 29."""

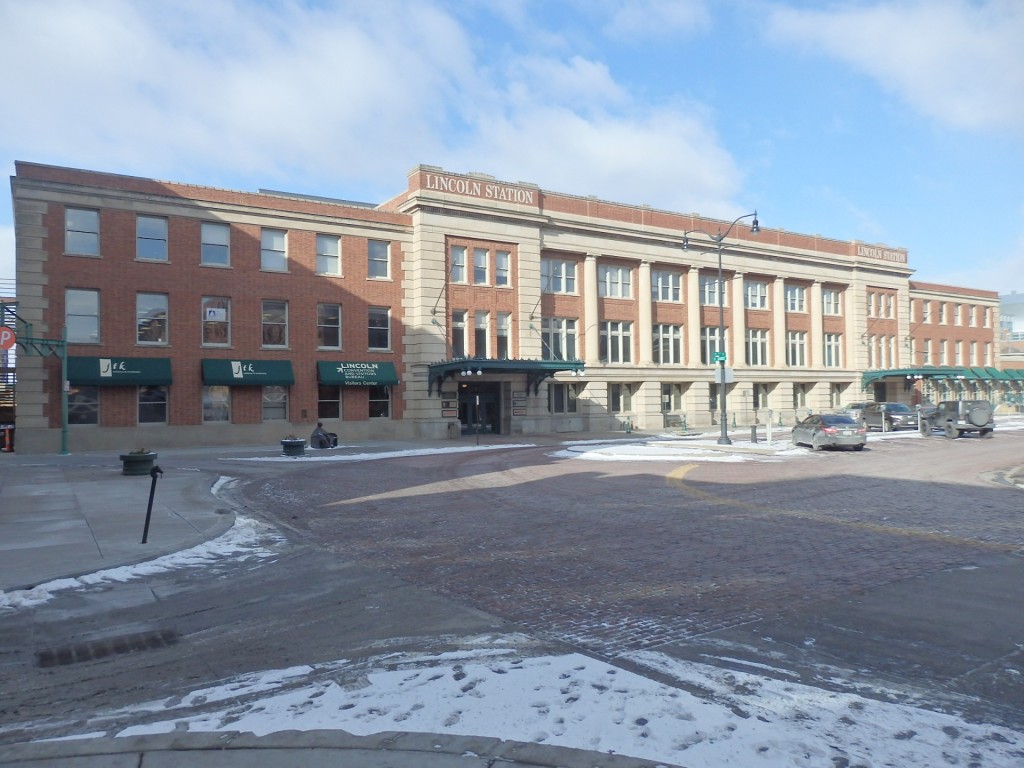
860 402 917 431
920 399 995 439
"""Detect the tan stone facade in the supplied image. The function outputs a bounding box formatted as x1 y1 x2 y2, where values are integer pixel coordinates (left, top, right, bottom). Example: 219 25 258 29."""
9 162 1007 453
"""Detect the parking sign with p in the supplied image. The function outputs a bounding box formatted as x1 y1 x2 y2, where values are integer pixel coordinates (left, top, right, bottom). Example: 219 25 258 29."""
0 326 16 351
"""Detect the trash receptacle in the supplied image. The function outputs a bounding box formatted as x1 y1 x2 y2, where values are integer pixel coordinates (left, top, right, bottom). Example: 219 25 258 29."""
447 421 461 439
0 425 13 452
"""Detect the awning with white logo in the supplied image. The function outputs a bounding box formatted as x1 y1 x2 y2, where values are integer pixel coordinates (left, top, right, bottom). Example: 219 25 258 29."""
201 359 295 386
317 361 399 386
68 356 172 386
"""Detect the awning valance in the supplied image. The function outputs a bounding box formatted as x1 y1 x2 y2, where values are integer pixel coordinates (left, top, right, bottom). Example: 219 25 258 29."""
68 356 172 386
317 361 399 386
201 359 294 386
428 358 585 395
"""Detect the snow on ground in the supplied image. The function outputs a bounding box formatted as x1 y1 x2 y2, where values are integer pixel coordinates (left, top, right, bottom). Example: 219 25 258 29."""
6 426 1024 764
105 645 1022 767
0 514 285 612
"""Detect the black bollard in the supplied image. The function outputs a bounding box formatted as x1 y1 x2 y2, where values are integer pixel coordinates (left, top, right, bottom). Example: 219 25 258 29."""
750 425 758 443
141 465 163 544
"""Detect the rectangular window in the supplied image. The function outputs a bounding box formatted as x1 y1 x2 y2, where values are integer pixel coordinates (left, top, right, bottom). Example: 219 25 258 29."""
938 339 947 366
202 297 230 346
699 326 723 364
785 285 806 312
368 307 390 350
652 324 682 364
954 303 962 326
954 340 962 365
473 247 489 285
548 382 580 414
786 331 806 366
452 310 467 358
745 329 769 366
598 265 631 298
261 228 287 271
136 293 168 344
317 303 342 349
317 384 341 420
938 303 946 324
753 382 770 410
262 385 288 421
368 240 390 279
474 311 489 357
66 288 100 343
922 338 931 365
792 383 808 409
867 292 876 317
496 250 510 287
369 385 391 418
884 295 894 319
201 222 230 266
744 280 768 309
661 382 682 412
599 321 632 363
67 385 99 425
261 300 288 347
138 385 168 424
824 333 842 367
136 216 168 261
541 258 576 294
450 245 466 283
699 274 722 306
609 383 632 413
969 340 977 365
65 208 99 256
203 385 230 422
496 312 511 359
866 335 875 369
822 288 841 316
922 300 930 323
652 270 681 302
984 308 991 328
541 317 577 361
317 234 341 276
968 305 977 327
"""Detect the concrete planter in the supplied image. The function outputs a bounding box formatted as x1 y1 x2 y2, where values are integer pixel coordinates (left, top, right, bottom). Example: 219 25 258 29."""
280 438 306 457
120 452 157 476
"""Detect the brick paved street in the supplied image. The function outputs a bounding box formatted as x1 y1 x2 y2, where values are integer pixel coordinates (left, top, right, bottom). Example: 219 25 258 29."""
245 434 1024 659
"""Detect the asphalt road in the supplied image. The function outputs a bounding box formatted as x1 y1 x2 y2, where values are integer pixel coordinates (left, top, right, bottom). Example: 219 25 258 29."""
2 432 1022 743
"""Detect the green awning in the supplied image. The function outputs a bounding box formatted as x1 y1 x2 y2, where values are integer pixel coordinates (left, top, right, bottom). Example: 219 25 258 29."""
202 359 294 386
317 361 399 386
861 367 964 387
970 367 992 379
1005 369 1024 381
68 356 172 386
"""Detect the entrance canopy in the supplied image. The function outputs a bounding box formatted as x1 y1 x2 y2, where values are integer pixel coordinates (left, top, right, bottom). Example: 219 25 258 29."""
861 366 1022 389
201 359 294 386
317 361 399 386
68 356 172 386
428 358 584 395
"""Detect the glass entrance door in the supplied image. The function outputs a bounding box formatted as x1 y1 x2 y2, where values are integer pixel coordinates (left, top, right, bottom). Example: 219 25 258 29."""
458 382 501 435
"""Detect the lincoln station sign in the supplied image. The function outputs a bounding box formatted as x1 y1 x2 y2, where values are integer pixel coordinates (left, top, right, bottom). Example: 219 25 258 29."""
424 173 537 206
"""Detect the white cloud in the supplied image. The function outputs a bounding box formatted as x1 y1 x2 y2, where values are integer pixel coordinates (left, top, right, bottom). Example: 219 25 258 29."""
599 0 712 42
765 0 1024 137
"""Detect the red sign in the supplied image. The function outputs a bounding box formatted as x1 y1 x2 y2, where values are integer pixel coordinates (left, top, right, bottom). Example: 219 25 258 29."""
0 326 15 351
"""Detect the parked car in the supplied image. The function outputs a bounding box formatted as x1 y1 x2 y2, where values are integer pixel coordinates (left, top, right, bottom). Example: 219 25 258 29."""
860 402 917 431
919 399 995 439
791 413 867 451
840 402 870 420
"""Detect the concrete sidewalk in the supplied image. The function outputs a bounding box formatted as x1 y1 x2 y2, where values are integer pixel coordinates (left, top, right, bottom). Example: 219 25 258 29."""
0 436 676 768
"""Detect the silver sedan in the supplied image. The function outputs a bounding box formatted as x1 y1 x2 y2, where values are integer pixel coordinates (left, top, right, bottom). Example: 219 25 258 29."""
791 414 867 451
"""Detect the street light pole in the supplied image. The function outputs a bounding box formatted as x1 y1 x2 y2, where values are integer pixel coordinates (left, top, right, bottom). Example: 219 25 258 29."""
683 212 760 445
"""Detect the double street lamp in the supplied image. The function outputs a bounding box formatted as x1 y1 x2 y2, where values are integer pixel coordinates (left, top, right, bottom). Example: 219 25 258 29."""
683 212 761 445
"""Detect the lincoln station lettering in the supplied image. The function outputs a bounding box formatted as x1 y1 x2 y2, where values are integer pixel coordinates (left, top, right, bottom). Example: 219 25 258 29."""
857 245 907 264
425 173 535 206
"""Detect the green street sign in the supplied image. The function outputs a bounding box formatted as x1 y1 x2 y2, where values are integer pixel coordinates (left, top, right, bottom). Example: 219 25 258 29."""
712 352 727 362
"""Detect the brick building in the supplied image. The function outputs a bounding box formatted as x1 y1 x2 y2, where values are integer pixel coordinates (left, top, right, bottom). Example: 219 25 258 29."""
8 162 1016 454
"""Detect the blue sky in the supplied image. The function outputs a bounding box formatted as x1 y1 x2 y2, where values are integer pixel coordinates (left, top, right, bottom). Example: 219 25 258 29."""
2 0 1022 296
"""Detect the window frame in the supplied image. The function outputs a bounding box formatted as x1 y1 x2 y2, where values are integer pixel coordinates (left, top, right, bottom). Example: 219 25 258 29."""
316 233 341 276
66 288 100 344
495 250 510 287
597 265 632 299
652 323 682 364
368 306 391 351
450 245 466 283
823 333 842 367
368 385 391 418
65 208 100 256
785 285 806 313
317 302 342 350
260 228 288 272
786 330 806 366
745 328 769 366
138 385 168 424
599 320 633 363
473 247 489 285
744 280 768 310
203 385 231 423
699 326 723 365
136 215 168 262
261 299 289 348
202 296 231 347
368 240 390 279
541 258 576 294
652 270 681 303
541 317 577 361
821 288 842 316
699 275 723 307
262 385 289 421
67 384 99 425
136 292 168 345
201 222 230 266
